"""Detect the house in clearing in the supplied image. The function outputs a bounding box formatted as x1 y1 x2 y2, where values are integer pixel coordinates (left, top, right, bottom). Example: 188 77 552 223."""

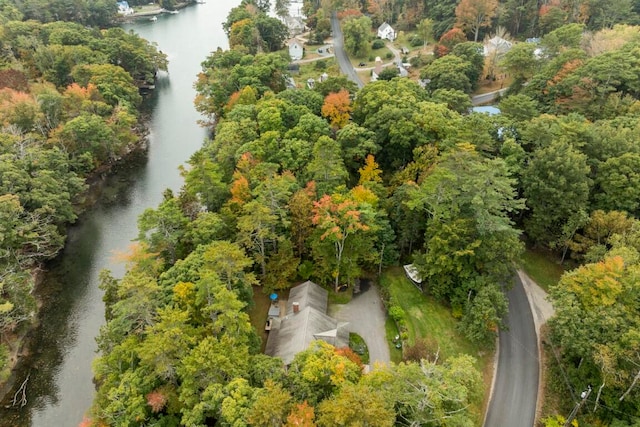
265 281 349 365
377 22 395 41
483 36 512 57
288 38 304 61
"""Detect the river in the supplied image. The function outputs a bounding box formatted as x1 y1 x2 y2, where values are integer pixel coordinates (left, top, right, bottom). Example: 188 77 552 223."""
0 2 235 425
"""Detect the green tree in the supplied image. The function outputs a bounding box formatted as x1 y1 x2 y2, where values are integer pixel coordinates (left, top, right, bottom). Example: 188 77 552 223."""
287 341 362 405
138 192 190 266
342 16 372 58
316 383 394 426
306 136 348 194
421 54 474 94
522 140 591 248
363 355 482 426
549 252 640 419
594 153 640 214
500 42 538 85
498 94 539 122
247 380 293 427
71 63 142 109
409 149 523 309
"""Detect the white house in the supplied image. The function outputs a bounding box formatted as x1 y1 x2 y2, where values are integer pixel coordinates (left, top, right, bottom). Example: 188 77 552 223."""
117 0 134 15
288 39 304 61
377 22 395 41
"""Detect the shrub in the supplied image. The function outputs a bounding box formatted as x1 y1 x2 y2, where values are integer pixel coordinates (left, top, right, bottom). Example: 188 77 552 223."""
385 52 393 59
402 337 439 362
371 39 385 49
314 60 327 70
389 305 405 322
410 36 423 47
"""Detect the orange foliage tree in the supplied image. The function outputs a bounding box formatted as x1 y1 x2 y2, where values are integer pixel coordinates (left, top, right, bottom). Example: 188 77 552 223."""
312 193 370 290
321 89 352 129
285 401 316 427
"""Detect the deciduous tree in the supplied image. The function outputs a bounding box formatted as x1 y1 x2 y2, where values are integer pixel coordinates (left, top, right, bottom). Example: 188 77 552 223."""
455 0 498 42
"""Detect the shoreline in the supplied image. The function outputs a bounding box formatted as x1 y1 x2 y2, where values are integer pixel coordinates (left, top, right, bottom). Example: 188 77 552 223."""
118 1 193 22
0 115 152 404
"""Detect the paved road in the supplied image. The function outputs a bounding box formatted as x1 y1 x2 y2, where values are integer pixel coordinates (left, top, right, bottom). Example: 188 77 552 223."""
472 88 509 106
330 13 364 88
329 281 390 365
484 275 538 427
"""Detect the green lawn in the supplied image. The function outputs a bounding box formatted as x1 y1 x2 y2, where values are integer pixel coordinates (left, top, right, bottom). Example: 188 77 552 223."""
379 268 492 425
385 316 403 363
380 268 488 366
295 58 340 88
519 248 565 292
248 286 272 352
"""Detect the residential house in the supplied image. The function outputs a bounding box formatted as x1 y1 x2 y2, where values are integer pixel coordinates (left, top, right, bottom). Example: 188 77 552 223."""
117 0 134 15
377 22 395 41
483 36 513 57
265 281 349 365
288 39 304 61
371 56 383 82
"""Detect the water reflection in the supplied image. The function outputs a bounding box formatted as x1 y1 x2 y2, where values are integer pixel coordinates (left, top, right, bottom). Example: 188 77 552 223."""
0 2 235 424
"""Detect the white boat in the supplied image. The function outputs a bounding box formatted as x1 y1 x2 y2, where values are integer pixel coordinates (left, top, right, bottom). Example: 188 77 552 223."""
169 10 179 14
149 16 157 22
195 0 206 3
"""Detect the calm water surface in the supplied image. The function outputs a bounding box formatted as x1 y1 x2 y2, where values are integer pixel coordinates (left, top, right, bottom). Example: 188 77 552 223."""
0 2 235 425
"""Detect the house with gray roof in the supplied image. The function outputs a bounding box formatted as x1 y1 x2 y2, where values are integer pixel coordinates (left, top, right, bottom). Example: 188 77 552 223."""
265 281 349 365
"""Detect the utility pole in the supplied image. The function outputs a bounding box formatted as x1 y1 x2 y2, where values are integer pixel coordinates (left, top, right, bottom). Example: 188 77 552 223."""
564 385 592 427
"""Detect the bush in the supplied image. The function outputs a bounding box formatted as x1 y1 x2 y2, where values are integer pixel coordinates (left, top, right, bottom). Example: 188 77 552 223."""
385 52 393 59
314 60 327 70
389 305 405 322
297 260 314 280
410 36 423 47
402 337 439 362
371 39 385 49
409 53 433 68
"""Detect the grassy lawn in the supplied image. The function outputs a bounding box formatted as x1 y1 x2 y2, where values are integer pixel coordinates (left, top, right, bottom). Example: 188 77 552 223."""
519 248 565 292
379 267 493 425
295 58 340 88
380 268 488 365
248 285 272 352
385 316 403 363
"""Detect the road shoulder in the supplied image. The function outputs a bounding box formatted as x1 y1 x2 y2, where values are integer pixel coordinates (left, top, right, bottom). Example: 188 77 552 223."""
517 269 555 426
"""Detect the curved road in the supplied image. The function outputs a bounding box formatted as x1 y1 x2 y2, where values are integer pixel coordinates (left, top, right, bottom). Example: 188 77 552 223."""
484 274 539 427
330 13 364 88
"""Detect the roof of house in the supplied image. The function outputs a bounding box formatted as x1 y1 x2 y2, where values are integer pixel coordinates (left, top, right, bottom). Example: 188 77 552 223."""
287 280 327 314
378 22 393 33
484 36 513 55
265 306 349 364
288 38 303 47
265 281 348 365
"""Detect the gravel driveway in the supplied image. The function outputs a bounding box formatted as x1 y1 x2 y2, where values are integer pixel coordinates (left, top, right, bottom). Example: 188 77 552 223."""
329 281 390 365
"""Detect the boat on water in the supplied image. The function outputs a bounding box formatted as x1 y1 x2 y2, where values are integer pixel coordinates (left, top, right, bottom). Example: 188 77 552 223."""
149 16 157 21
169 10 179 14
195 0 206 3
